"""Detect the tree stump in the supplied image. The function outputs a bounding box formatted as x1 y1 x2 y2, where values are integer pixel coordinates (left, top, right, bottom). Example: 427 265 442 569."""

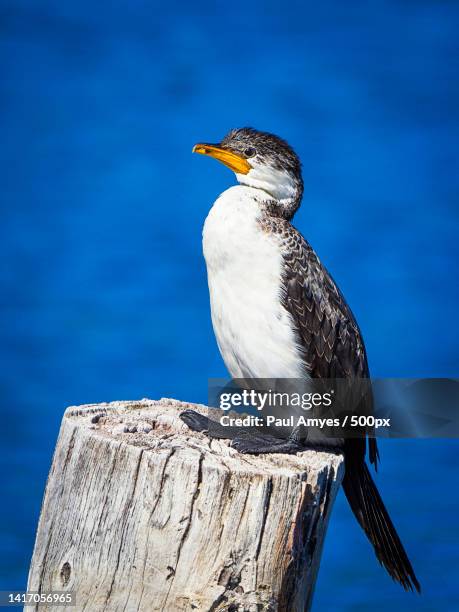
27 398 344 612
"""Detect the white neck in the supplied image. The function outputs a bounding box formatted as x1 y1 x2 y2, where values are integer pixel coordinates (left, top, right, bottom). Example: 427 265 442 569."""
236 166 296 199
235 165 301 219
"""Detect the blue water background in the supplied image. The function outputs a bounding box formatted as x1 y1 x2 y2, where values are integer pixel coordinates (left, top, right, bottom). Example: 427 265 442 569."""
1 1 458 609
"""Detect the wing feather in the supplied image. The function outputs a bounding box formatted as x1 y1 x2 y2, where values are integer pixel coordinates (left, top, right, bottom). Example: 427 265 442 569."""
264 217 379 466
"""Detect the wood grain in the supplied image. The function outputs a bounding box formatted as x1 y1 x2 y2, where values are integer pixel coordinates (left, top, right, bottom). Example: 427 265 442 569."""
27 398 344 612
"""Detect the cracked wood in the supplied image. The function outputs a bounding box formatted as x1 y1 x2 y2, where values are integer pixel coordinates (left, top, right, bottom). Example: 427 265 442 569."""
27 398 344 612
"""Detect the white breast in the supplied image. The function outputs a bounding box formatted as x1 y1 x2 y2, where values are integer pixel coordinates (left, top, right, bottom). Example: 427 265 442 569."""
202 185 305 379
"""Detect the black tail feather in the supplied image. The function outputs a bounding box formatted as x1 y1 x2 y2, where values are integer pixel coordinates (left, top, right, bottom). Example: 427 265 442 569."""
369 437 380 470
343 461 421 593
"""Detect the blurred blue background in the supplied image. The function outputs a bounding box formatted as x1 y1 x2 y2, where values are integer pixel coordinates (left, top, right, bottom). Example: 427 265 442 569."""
1 1 458 610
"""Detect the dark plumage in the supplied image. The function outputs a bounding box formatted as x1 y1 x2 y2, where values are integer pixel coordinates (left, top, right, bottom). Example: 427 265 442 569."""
262 213 419 590
221 127 303 179
220 127 304 220
182 127 420 593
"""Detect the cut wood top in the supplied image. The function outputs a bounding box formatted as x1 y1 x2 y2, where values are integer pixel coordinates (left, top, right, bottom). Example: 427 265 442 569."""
64 398 344 478
29 398 345 611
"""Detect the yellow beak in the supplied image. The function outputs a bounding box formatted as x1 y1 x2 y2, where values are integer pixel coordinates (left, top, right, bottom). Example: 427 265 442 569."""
192 143 250 175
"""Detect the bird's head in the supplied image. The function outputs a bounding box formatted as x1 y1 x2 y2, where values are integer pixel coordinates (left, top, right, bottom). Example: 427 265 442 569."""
193 127 303 219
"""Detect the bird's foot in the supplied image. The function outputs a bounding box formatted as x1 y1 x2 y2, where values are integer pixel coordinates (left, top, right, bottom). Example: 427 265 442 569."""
180 409 209 433
180 409 241 440
180 410 304 454
231 433 303 455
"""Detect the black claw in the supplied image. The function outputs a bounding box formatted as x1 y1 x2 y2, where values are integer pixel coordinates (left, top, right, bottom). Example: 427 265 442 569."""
230 437 260 454
231 434 303 455
180 409 210 433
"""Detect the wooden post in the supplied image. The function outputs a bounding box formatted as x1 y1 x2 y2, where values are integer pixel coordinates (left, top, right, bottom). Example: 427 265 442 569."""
27 398 344 612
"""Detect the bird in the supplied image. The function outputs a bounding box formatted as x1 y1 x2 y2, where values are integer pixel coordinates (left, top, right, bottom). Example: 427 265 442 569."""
180 127 420 593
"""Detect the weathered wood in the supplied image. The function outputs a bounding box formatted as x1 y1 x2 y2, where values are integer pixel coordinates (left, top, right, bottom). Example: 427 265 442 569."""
27 398 344 612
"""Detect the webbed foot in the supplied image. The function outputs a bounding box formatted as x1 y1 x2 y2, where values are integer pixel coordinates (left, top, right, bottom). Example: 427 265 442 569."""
231 433 304 455
180 409 209 433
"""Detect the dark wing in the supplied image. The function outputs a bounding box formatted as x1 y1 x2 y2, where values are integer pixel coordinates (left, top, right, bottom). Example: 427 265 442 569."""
276 221 379 467
280 224 368 378
271 221 422 591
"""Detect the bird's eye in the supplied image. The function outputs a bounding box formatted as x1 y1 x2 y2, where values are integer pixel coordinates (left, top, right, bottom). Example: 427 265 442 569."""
244 147 256 158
